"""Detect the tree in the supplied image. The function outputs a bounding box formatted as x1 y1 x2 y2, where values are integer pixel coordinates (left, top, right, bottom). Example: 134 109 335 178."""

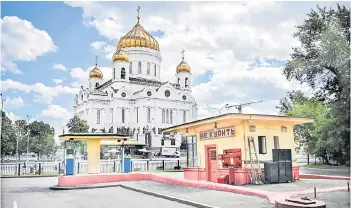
14 120 30 160
1 111 16 157
27 121 57 160
282 4 350 165
65 116 89 156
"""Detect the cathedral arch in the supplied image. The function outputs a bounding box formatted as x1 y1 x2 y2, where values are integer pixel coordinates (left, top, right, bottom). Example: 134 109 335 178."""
185 77 188 87
95 83 99 88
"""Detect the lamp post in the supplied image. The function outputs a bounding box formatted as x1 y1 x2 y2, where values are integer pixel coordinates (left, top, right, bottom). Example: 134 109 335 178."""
211 103 229 115
26 115 31 164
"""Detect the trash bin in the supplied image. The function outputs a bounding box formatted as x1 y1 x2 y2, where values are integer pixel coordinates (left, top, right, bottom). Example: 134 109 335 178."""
217 174 229 184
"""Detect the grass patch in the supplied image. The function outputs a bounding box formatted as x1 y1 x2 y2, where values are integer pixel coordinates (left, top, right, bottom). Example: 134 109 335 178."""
298 164 350 170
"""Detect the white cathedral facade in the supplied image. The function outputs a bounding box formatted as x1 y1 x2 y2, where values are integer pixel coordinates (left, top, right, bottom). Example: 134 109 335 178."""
73 10 198 151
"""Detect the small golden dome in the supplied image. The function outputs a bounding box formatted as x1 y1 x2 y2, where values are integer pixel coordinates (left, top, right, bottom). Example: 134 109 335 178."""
117 6 159 52
112 49 129 62
176 49 191 73
89 65 103 79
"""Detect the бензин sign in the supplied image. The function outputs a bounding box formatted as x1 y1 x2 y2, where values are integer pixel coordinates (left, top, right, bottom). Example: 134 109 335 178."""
200 127 235 140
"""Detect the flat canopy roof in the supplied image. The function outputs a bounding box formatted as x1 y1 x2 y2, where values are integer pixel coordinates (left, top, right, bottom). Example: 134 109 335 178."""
162 113 314 133
59 133 132 141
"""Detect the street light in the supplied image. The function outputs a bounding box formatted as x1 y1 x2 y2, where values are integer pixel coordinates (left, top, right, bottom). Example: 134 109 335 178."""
211 103 229 115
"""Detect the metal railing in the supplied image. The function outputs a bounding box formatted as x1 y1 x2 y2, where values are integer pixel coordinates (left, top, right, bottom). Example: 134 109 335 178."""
1 159 186 176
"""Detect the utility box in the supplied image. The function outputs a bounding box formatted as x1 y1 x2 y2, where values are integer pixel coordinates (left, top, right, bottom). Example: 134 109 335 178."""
264 162 279 183
217 174 229 184
278 161 293 182
65 148 75 175
123 157 131 173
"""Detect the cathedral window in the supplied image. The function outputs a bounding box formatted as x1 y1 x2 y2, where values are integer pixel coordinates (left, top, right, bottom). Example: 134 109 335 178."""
154 65 157 76
183 111 186 123
182 95 187 100
171 139 175 145
97 110 101 124
129 62 132 74
121 67 126 79
162 109 165 123
165 90 170 97
147 63 150 75
147 91 152 96
147 107 151 123
138 62 142 74
170 110 173 124
121 92 126 98
185 77 188 87
113 68 116 79
95 83 99 88
110 108 114 123
166 109 169 124
111 93 113 98
122 109 125 123
178 78 180 84
161 139 164 146
136 108 139 123
81 94 83 100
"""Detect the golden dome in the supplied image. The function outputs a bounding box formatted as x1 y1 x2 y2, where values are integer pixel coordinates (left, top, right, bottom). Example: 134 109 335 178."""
112 49 129 62
176 49 191 73
117 6 160 51
89 65 103 79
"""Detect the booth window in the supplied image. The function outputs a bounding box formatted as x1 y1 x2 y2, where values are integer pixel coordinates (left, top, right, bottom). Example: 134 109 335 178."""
171 139 175 145
161 139 164 146
258 136 267 154
274 136 280 149
186 136 198 167
122 109 125 123
97 110 100 124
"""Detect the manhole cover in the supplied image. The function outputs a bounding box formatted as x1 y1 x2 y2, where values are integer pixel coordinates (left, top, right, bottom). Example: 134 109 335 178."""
276 197 326 208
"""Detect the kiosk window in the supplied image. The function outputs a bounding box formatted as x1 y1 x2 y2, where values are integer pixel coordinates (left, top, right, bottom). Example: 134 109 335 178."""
258 136 267 154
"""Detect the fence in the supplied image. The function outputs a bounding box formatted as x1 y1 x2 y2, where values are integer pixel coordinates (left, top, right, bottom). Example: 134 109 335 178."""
1 160 187 176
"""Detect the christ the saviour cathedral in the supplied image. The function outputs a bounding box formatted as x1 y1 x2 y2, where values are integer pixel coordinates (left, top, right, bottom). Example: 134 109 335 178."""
74 7 198 153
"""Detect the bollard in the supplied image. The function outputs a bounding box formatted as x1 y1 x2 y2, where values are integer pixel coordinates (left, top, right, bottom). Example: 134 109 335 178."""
162 160 165 171
58 163 61 175
348 181 349 192
114 161 116 172
77 162 80 174
18 164 21 176
131 161 133 172
177 160 180 167
39 163 41 175
314 186 316 198
147 160 149 171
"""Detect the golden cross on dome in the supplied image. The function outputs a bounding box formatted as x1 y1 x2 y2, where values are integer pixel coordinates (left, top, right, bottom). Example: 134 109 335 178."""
137 6 141 23
181 49 185 61
95 56 98 66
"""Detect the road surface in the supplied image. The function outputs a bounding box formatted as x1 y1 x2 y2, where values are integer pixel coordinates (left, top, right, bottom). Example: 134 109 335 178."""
1 177 192 208
300 167 350 177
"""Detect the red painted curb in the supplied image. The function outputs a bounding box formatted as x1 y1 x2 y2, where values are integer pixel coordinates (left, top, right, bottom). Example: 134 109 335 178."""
300 174 350 180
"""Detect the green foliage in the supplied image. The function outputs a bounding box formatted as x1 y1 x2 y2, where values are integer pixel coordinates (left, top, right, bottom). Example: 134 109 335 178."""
1 111 16 157
280 4 350 165
65 116 89 156
27 121 58 158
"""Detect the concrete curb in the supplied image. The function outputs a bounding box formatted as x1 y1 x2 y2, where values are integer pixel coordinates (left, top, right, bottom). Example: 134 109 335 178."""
49 183 121 190
119 184 219 208
1 175 59 179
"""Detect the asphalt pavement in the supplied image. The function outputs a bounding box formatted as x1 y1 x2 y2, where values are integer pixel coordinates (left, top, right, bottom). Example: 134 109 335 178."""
300 167 350 177
1 177 193 208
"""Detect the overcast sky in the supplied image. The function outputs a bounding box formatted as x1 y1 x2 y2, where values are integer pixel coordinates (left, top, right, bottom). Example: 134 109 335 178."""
1 1 348 141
